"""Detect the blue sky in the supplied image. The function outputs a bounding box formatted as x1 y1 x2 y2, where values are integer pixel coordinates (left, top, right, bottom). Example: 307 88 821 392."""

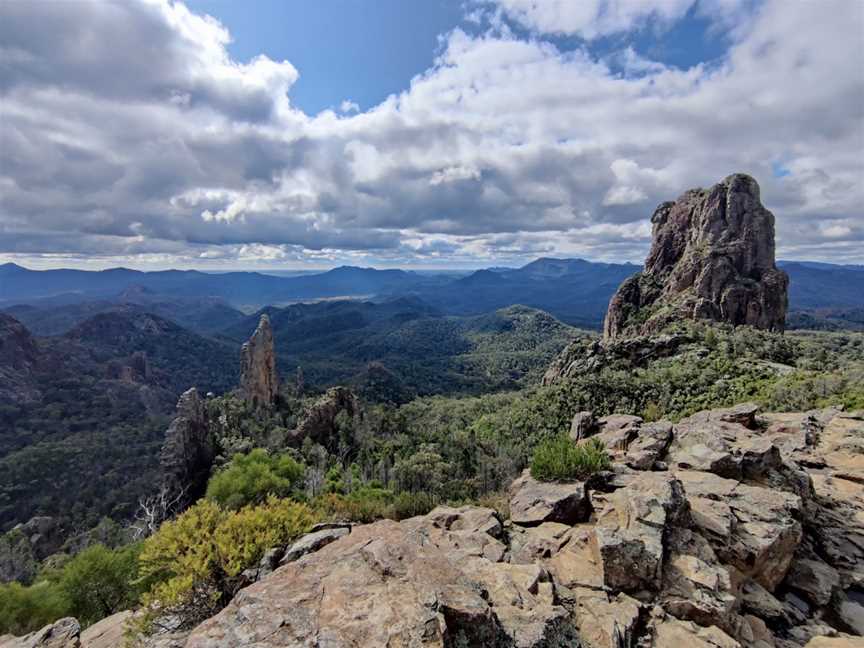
0 0 861 270
186 0 731 116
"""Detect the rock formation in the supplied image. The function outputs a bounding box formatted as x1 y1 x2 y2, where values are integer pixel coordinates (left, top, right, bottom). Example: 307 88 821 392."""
239 314 278 409
604 174 789 340
288 386 361 451
68 403 855 648
159 388 215 510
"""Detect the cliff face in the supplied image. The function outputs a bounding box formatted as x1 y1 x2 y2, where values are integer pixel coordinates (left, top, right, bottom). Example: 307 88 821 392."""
604 174 789 340
239 314 278 409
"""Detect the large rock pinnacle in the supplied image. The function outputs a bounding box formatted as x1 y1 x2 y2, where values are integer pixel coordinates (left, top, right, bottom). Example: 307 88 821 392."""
239 313 278 408
603 173 789 339
159 387 214 509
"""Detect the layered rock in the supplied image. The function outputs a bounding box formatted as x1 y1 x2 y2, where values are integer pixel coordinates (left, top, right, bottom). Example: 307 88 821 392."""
239 314 278 409
603 174 789 340
159 388 215 509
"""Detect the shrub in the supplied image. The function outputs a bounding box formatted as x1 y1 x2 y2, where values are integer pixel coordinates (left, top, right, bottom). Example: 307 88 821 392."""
0 581 69 636
59 543 143 626
530 435 610 482
214 497 316 577
137 497 315 632
206 449 305 510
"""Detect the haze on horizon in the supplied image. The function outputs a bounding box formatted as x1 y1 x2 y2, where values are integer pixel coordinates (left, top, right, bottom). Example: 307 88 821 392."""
1 0 862 272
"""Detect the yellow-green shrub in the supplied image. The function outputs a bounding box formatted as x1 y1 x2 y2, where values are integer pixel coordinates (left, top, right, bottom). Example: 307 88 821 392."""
215 496 315 577
136 497 316 631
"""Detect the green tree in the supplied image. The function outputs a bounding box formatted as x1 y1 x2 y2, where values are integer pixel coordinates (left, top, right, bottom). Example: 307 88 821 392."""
58 543 142 626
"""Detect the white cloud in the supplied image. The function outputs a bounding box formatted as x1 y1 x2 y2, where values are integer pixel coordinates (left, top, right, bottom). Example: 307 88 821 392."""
490 0 698 39
0 0 862 268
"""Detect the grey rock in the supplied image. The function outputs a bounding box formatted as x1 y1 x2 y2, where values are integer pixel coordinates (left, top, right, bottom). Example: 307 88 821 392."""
281 526 350 564
603 173 788 340
569 411 596 441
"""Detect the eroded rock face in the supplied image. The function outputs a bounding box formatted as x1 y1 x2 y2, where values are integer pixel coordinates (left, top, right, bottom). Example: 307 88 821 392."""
239 314 278 409
159 388 215 509
509 470 593 526
603 174 788 340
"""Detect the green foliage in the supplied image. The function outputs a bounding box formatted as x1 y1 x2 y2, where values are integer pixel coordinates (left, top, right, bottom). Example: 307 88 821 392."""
531 436 610 481
0 581 69 636
206 449 305 510
58 543 143 626
137 496 315 632
0 542 142 636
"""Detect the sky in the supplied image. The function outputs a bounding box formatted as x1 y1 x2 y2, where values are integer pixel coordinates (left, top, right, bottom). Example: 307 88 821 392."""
0 0 862 271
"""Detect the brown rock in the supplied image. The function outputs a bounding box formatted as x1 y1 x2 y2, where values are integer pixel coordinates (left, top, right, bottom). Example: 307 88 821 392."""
280 526 350 564
184 508 576 648
509 470 592 526
603 174 788 340
239 313 278 408
80 611 132 648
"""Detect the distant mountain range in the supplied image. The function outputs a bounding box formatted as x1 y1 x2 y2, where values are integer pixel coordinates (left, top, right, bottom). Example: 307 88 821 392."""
2 258 862 329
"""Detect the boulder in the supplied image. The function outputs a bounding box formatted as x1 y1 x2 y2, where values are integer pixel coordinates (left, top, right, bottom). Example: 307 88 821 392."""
676 470 802 591
650 617 740 648
239 314 278 409
571 589 642 648
784 558 840 607
569 411 596 441
603 173 788 340
280 526 350 564
509 470 592 526
80 610 132 648
591 473 688 592
0 618 80 648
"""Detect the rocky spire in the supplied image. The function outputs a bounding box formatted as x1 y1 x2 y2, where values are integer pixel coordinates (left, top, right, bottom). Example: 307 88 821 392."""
604 173 789 340
159 387 214 510
239 313 279 408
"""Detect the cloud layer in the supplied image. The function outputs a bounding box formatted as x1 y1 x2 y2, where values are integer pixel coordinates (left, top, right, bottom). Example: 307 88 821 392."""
0 0 862 268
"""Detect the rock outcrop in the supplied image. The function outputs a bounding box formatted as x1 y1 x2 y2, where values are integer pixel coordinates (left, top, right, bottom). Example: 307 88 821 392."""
287 386 361 451
603 174 789 340
239 314 278 409
159 388 215 509
13 404 861 647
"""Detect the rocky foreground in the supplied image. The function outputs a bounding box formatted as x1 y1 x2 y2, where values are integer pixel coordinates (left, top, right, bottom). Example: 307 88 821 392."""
6 403 863 647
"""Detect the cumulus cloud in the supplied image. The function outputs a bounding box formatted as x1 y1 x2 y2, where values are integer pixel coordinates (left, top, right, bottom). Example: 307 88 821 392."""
0 0 862 269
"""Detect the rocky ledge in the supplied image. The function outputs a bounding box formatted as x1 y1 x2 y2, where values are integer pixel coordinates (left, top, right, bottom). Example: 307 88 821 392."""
9 404 863 648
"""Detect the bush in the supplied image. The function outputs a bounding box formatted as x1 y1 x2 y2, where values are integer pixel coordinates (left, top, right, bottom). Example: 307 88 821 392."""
137 496 315 631
59 543 143 626
530 435 610 482
0 581 69 636
206 449 305 510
